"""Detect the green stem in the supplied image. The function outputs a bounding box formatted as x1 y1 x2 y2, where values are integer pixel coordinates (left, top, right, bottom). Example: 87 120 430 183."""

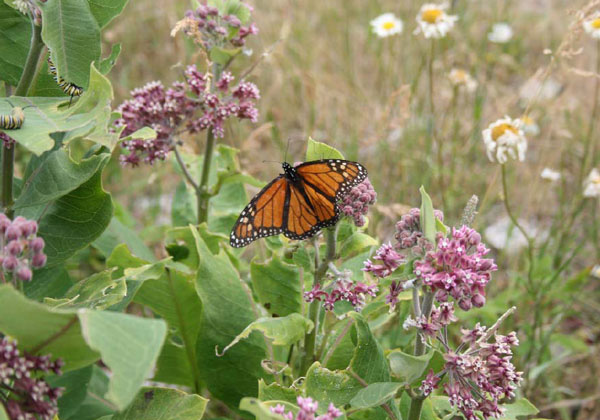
408 397 425 420
300 227 337 375
197 64 222 224
2 21 43 218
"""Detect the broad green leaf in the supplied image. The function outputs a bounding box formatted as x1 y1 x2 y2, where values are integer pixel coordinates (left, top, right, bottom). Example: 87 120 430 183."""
93 218 155 262
63 365 115 420
98 43 122 74
340 232 378 259
0 285 167 410
134 268 203 391
41 0 101 88
323 321 355 370
258 379 298 404
348 312 391 384
24 265 73 301
305 362 361 407
14 149 107 213
78 310 167 410
192 226 271 408
88 0 129 28
387 349 434 385
172 181 196 227
0 405 7 420
240 398 285 420
0 2 30 86
306 137 345 161
349 382 403 409
419 186 436 244
219 313 313 355
108 387 208 420
251 256 302 317
498 399 539 420
44 269 126 309
47 366 94 419
35 162 113 267
210 46 242 66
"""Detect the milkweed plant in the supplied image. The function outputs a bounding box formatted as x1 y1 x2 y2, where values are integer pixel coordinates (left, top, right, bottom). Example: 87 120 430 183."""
0 0 598 419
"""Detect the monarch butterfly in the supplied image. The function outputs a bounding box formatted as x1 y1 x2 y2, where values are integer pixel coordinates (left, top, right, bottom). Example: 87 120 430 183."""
0 102 26 130
230 159 367 247
47 57 84 100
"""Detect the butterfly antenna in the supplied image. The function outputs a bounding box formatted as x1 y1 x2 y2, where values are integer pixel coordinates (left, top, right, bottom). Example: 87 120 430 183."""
284 138 292 163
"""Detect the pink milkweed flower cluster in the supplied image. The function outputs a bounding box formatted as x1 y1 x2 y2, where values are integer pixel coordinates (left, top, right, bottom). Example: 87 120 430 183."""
340 178 377 227
363 243 405 278
183 3 258 50
304 269 378 312
0 213 47 283
0 133 15 149
0 337 63 420
419 323 523 420
395 207 444 254
115 67 259 166
271 396 343 420
414 225 497 311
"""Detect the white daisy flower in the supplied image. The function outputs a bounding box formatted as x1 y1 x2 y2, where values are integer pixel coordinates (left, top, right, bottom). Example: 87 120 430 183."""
414 3 458 39
448 68 477 92
370 13 404 38
583 13 600 40
591 265 600 279
583 168 600 197
487 22 513 43
518 115 540 136
540 168 561 182
484 216 545 255
482 116 528 164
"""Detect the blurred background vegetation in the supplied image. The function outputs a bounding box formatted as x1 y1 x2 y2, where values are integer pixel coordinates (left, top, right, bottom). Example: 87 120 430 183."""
76 0 600 418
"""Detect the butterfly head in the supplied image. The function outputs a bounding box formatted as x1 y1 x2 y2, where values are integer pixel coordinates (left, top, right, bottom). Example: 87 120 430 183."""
282 162 299 182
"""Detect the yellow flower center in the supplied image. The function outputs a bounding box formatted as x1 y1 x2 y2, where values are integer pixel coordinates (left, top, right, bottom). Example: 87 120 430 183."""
491 123 518 141
520 115 534 125
422 8 443 24
591 18 600 29
452 70 467 82
383 21 396 30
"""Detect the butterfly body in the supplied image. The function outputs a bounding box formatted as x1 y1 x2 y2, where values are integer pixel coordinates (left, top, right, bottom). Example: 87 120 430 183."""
230 159 367 247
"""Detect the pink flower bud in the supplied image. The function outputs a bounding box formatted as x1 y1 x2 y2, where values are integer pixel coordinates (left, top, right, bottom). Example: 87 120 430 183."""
0 213 11 233
6 240 23 256
471 294 486 308
5 225 21 241
16 267 32 282
32 253 47 268
30 237 45 253
20 220 38 237
2 256 18 271
458 298 473 311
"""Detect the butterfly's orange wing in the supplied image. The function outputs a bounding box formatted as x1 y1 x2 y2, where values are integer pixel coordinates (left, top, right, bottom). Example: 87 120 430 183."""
230 159 367 247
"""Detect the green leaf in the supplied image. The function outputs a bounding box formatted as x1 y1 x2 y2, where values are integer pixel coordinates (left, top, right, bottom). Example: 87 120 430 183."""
340 232 378 259
108 387 208 420
47 366 94 419
210 46 241 66
93 217 155 262
498 399 539 420
63 365 115 420
192 226 271 408
348 312 391 384
78 310 167 410
134 268 203 390
219 313 313 355
0 2 30 86
14 149 107 213
24 265 73 301
0 285 167 410
349 382 403 409
240 398 284 420
305 362 361 407
172 181 197 226
0 405 7 420
251 256 302 317
258 379 298 404
44 269 126 309
306 137 345 161
419 186 436 244
88 0 129 28
41 0 101 88
98 43 121 74
387 349 434 385
33 159 113 267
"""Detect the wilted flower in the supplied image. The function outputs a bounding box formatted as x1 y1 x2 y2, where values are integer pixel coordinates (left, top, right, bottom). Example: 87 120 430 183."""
0 337 63 420
0 213 47 284
518 115 540 136
0 133 15 149
340 178 377 227
270 396 342 420
448 68 477 92
414 3 458 39
370 13 403 38
304 269 378 312
583 12 600 40
414 225 497 311
540 168 561 182
115 67 259 166
487 22 513 43
482 116 528 164
583 168 600 197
